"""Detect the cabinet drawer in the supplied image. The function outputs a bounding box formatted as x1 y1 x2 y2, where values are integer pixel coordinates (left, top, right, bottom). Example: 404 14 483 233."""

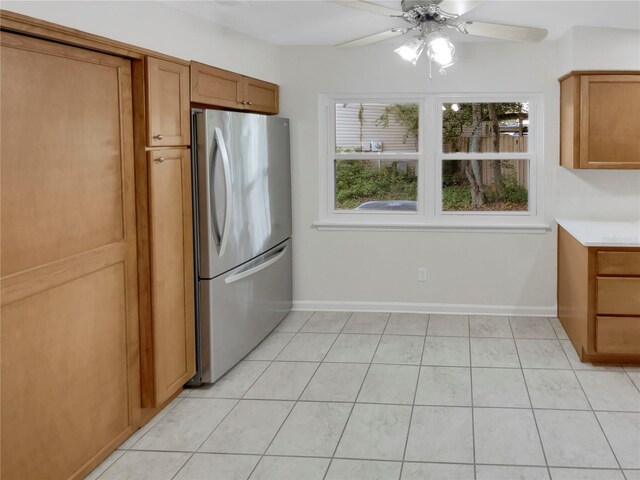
597 251 640 276
597 277 640 315
596 316 640 353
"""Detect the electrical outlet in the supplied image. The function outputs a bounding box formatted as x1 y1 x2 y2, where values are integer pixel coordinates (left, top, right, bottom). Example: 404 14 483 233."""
417 268 427 282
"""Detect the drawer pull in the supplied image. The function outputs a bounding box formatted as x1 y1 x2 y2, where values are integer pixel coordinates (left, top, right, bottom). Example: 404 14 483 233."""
247 101 253 105
153 134 163 140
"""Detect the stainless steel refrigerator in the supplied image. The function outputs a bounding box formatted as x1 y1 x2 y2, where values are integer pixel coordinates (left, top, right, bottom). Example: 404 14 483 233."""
190 109 292 385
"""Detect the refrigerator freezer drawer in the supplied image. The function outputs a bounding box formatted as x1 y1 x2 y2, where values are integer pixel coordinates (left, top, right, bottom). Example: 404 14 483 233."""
199 239 292 383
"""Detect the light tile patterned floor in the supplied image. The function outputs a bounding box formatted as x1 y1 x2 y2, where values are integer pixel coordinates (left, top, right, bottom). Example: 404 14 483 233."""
88 312 640 480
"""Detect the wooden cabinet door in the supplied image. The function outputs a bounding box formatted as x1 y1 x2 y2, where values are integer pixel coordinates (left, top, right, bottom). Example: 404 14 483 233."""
580 74 640 169
146 57 190 147
1 32 140 480
147 149 196 405
244 76 279 114
191 61 243 110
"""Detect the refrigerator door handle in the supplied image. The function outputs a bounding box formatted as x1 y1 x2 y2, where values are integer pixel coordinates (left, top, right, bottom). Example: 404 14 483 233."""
214 127 233 258
224 244 289 285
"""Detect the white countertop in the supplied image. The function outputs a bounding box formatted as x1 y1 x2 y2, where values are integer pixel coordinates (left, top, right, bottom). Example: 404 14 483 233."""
556 218 640 247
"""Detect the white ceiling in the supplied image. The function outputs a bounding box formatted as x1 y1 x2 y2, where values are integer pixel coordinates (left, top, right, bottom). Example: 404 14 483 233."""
165 0 640 47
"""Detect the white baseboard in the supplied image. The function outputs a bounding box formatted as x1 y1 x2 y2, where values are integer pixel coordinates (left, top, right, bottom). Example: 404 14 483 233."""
292 300 557 317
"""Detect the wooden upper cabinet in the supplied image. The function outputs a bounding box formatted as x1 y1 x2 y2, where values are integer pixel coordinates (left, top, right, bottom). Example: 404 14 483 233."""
560 71 640 169
146 57 190 147
244 76 279 114
190 61 279 114
191 61 243 109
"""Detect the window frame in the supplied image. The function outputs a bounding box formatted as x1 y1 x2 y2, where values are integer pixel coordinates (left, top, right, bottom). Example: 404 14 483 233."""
324 95 426 222
316 93 547 232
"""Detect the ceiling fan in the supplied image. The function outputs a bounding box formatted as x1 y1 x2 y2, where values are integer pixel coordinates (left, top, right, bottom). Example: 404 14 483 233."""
333 0 548 73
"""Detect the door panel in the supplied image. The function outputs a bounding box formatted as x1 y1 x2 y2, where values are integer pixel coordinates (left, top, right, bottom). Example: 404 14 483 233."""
2 265 130 480
146 57 190 146
0 34 125 276
581 75 640 168
191 61 243 109
0 32 139 480
148 149 195 404
199 239 292 382
244 76 279 114
196 110 292 279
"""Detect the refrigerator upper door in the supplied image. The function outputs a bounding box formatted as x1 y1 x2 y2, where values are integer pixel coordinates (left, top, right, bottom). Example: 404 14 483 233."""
196 110 292 279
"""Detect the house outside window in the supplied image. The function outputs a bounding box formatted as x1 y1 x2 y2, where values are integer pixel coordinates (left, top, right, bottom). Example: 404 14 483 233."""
316 93 545 232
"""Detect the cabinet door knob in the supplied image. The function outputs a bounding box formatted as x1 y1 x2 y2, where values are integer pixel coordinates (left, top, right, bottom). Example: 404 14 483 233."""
155 157 165 163
247 101 253 106
239 101 247 105
153 134 163 140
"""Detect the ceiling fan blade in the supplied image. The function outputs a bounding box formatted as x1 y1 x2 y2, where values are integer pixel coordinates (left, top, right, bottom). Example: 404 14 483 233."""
438 0 485 16
457 21 548 43
337 28 406 48
329 0 404 17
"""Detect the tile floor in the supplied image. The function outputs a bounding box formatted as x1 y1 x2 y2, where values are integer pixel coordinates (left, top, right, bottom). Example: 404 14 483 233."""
88 312 640 480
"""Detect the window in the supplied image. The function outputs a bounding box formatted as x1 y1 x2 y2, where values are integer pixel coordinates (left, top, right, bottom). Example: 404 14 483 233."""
317 94 545 231
438 101 531 214
332 101 422 213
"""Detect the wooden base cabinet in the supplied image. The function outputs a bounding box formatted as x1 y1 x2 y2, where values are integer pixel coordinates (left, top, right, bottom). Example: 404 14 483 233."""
560 71 640 169
558 226 640 362
145 148 196 406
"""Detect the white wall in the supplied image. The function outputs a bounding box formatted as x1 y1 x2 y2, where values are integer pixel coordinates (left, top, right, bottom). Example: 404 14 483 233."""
554 27 640 221
278 26 640 315
279 41 560 315
1 1 281 83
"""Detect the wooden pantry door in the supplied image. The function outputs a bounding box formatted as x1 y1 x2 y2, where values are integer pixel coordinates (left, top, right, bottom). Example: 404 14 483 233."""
1 32 140 480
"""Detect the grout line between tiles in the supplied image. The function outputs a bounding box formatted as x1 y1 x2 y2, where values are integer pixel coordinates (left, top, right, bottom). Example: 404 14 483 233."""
510 317 551 479
398 314 430 480
183 358 624 373
250 312 352 480
169 315 308 480
623 369 640 395
119 396 187 452
468 316 477 480
95 447 634 470
557 335 628 478
169 397 241 480
322 312 390 480
123 399 640 414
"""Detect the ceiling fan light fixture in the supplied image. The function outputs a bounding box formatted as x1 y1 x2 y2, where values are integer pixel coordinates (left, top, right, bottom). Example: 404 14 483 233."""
394 35 427 65
425 31 456 67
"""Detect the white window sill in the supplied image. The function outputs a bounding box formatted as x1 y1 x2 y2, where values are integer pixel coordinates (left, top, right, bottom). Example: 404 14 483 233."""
312 220 552 234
